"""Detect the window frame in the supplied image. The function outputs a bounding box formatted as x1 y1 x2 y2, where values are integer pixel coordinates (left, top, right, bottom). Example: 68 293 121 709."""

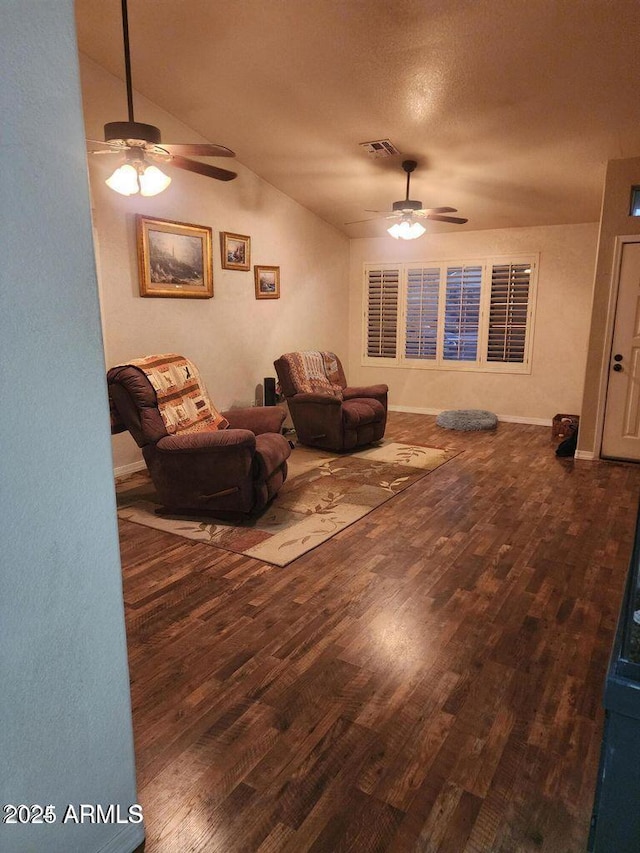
362 254 538 375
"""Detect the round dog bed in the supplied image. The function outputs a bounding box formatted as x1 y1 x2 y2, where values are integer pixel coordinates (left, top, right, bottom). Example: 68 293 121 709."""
436 409 498 431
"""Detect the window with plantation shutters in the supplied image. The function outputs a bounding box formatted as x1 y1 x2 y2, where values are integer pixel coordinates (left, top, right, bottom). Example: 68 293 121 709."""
405 267 439 359
443 265 482 361
487 263 531 362
363 255 536 373
366 267 399 358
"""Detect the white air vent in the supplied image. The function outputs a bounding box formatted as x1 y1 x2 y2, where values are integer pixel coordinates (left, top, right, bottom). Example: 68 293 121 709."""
359 139 400 158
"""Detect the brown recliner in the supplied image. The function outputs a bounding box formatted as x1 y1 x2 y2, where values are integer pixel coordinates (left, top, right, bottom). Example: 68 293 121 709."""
108 354 291 516
274 350 388 451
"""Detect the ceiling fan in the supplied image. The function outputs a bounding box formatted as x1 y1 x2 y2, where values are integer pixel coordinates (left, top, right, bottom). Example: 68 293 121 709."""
87 0 237 197
346 159 467 239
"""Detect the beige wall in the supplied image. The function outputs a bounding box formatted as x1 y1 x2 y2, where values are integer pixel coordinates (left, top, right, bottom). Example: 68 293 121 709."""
348 223 598 422
578 157 640 456
79 57 350 471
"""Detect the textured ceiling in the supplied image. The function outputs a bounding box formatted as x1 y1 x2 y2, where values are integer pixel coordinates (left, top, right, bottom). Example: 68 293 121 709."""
74 0 640 238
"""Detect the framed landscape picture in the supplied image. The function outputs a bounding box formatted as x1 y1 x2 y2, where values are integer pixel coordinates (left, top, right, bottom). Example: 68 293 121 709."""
136 215 213 298
220 231 251 271
254 265 280 299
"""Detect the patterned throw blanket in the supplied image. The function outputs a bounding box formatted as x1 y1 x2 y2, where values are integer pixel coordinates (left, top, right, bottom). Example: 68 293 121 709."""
125 353 229 434
283 351 344 398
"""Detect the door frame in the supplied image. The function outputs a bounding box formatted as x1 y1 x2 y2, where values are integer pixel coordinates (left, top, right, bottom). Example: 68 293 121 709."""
593 235 640 460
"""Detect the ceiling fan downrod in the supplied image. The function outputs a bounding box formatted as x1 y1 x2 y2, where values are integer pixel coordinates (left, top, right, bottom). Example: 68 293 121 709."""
121 0 134 123
104 0 162 146
392 160 422 212
403 159 417 199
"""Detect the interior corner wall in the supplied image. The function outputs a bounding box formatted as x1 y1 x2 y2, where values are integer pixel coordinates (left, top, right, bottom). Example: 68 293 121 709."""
578 157 640 456
1 4 141 853
79 56 350 472
348 222 598 422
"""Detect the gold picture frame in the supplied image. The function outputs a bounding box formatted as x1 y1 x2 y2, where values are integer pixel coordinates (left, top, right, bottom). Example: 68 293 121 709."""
254 265 280 299
220 231 251 271
136 215 213 298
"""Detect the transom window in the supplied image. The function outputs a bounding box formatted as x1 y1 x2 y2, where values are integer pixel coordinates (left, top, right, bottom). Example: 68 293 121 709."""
364 256 537 373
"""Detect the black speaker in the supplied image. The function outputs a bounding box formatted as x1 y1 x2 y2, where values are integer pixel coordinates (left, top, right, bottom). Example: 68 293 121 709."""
264 377 277 406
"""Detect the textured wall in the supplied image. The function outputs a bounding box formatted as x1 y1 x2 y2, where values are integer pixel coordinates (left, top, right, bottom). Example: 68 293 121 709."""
0 3 142 852
348 223 598 422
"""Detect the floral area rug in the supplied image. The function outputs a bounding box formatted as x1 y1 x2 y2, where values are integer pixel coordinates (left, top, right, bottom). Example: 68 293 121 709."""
116 441 458 566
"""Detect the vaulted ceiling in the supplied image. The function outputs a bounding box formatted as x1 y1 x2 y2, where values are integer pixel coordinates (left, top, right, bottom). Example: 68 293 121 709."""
75 0 640 238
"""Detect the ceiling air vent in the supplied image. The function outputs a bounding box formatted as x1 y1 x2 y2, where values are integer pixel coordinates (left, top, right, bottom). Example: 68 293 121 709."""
359 139 400 158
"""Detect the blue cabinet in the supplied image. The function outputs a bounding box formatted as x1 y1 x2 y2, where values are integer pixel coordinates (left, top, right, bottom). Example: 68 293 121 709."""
589 507 640 852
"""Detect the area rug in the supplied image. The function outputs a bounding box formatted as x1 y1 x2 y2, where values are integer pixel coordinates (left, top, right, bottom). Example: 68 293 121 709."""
116 441 458 566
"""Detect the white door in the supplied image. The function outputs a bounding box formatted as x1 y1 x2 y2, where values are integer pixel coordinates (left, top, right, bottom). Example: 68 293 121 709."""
602 241 640 460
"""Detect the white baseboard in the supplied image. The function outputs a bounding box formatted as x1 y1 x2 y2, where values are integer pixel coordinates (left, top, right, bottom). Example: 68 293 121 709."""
114 459 146 478
388 404 552 427
574 450 596 461
495 414 552 426
389 404 441 416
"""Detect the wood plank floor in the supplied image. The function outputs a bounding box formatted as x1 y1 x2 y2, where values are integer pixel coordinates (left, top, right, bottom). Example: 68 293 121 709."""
119 413 640 852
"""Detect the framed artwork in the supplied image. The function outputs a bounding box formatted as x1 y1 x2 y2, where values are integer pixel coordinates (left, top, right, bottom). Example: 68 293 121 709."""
136 215 213 298
254 265 280 299
220 231 251 271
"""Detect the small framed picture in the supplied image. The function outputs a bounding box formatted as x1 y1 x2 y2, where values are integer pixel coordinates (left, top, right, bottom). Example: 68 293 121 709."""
254 265 280 299
220 231 251 271
136 216 213 299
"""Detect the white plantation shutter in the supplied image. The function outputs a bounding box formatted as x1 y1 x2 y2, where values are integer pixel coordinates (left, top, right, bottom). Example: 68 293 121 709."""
363 256 535 371
366 267 399 358
405 267 440 359
487 263 531 362
443 265 482 361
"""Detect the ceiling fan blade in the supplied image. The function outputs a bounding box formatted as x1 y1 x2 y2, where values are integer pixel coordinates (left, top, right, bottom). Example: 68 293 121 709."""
364 207 457 214
345 217 379 225
418 206 458 214
169 155 237 181
86 139 126 150
163 143 235 158
426 214 468 224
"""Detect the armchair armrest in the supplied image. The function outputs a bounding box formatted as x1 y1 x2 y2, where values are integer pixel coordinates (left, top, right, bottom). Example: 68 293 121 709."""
343 384 388 400
253 433 291 479
221 406 285 435
156 428 256 454
291 392 343 405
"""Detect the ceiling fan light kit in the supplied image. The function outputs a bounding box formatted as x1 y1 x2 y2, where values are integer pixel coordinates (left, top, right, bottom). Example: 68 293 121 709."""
387 217 427 240
138 165 172 196
105 163 139 196
105 147 172 197
91 0 237 198
106 161 172 198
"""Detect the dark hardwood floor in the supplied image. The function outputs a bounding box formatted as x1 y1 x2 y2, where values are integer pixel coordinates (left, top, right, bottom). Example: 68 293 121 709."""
119 413 640 852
